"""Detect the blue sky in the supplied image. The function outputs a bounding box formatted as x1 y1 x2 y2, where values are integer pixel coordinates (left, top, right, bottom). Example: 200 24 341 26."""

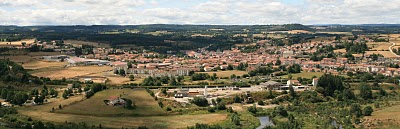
0 0 399 25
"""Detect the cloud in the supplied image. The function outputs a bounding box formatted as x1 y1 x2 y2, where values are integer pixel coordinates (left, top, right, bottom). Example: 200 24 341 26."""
0 0 400 25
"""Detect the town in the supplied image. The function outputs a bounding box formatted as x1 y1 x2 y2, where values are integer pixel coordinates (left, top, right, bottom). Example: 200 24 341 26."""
1 24 400 129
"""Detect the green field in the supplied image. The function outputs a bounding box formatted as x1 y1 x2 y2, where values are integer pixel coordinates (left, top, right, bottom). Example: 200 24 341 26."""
198 70 248 78
18 88 228 128
283 72 325 79
57 88 165 116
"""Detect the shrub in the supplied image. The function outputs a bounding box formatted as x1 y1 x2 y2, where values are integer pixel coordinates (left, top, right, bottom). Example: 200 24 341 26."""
363 106 373 116
191 97 209 107
257 100 264 105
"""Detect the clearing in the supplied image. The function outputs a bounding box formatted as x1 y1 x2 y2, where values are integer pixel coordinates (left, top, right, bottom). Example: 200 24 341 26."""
198 70 248 78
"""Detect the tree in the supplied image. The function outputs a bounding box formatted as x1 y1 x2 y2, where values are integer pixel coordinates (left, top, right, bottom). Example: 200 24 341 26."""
129 75 135 81
230 74 237 79
62 90 69 99
289 85 296 98
227 64 234 70
169 76 178 86
177 76 184 82
359 83 373 100
191 97 209 107
247 104 257 114
364 106 373 116
350 103 363 117
317 74 344 96
275 59 281 66
124 99 135 109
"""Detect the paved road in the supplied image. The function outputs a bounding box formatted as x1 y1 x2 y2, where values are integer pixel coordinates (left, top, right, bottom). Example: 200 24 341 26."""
388 42 400 57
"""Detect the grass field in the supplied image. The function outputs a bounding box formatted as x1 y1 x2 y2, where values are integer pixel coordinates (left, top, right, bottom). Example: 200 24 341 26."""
364 102 400 129
17 88 227 128
365 51 397 58
57 88 165 116
31 65 113 79
198 70 248 78
283 72 325 79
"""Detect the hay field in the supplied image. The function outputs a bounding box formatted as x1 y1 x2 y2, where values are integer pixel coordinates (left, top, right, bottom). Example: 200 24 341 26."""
32 65 113 79
365 51 397 58
57 88 165 116
198 70 248 78
288 30 313 34
367 42 392 51
0 39 35 46
334 48 346 53
316 31 353 36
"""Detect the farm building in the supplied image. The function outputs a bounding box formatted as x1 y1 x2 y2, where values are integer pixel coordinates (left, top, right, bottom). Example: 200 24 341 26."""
67 57 110 66
259 81 285 90
106 96 126 106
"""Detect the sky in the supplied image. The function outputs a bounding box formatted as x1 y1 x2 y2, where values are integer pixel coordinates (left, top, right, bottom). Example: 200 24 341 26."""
0 0 400 25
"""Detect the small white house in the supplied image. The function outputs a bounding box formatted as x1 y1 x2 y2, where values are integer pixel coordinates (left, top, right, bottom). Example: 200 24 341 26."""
107 96 126 106
312 78 318 87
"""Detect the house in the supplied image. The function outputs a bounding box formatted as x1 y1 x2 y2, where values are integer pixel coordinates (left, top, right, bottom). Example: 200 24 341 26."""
107 96 126 106
287 80 300 86
312 78 318 87
175 88 189 98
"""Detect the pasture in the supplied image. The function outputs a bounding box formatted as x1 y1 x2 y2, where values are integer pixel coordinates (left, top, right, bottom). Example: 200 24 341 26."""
17 88 227 128
57 88 165 116
198 70 248 78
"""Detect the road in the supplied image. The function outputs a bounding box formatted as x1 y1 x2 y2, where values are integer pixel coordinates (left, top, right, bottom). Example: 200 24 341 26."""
388 42 400 57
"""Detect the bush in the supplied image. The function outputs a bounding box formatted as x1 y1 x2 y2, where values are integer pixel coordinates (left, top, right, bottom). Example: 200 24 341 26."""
247 104 257 114
364 106 373 116
207 107 215 113
257 100 264 105
166 106 172 111
191 97 209 107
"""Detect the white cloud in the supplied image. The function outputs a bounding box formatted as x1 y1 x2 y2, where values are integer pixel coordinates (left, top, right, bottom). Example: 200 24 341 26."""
0 0 400 25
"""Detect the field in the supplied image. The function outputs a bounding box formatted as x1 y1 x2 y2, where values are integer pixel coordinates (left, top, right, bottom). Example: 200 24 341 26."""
283 72 325 79
57 89 165 116
64 40 111 48
2 51 62 64
0 39 35 47
334 48 346 53
365 51 397 58
23 61 67 70
364 102 400 129
316 31 353 36
288 30 313 34
31 65 113 79
367 42 392 51
198 70 248 78
18 88 227 128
